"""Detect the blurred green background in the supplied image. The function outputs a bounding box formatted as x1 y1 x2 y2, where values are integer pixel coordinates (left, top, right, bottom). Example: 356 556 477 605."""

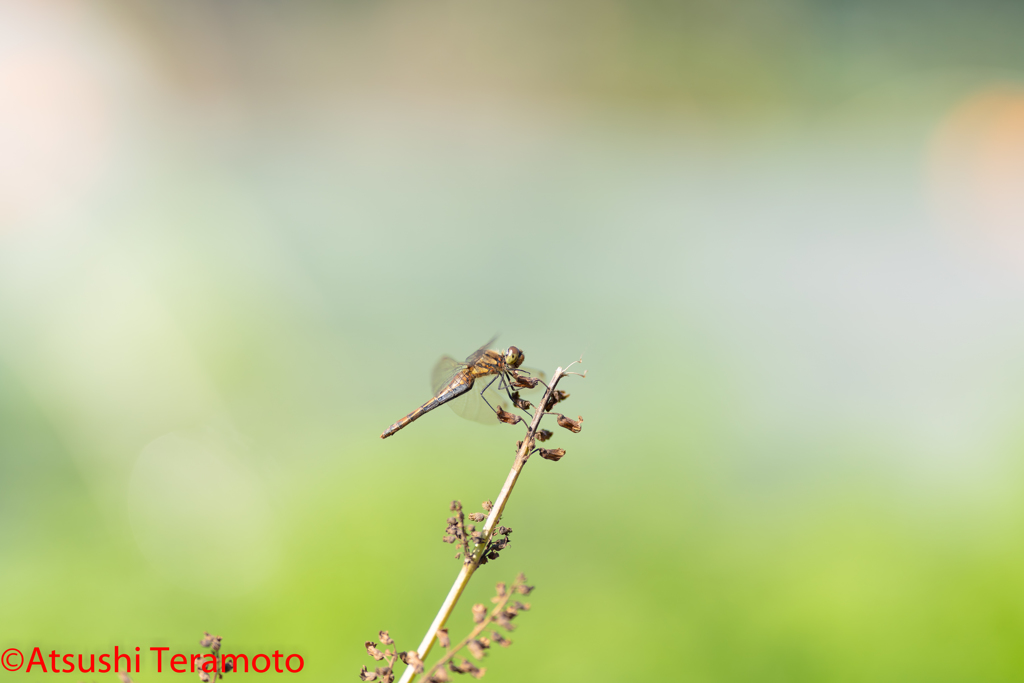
4 1 1024 681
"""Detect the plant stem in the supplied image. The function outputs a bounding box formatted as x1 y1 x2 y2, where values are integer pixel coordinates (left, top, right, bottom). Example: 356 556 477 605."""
396 365 571 683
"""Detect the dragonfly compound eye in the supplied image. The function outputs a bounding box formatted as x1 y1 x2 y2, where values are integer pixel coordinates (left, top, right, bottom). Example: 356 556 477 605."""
506 346 524 368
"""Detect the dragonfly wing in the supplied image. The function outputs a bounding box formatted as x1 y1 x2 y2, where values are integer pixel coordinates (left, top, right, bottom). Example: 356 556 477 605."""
433 335 500 393
464 335 500 364
430 355 504 425
449 376 507 424
431 356 465 395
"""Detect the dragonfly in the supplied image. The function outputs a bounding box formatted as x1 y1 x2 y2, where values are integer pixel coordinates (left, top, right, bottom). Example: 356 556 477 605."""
380 337 545 439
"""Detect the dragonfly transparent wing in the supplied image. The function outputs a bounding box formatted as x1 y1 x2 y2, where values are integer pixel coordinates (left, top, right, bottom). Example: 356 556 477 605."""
431 356 465 395
430 354 507 426
453 375 508 424
462 335 499 366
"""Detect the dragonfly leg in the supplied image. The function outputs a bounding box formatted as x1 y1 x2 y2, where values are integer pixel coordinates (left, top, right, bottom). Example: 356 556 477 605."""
528 373 550 389
498 372 536 419
478 375 502 415
499 374 516 400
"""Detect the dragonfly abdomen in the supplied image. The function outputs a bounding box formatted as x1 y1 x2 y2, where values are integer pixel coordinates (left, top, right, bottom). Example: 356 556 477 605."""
379 375 475 439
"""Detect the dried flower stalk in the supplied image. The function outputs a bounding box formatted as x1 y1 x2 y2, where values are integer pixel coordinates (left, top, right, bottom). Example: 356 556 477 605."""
364 576 533 682
394 359 584 683
418 574 533 682
197 632 228 681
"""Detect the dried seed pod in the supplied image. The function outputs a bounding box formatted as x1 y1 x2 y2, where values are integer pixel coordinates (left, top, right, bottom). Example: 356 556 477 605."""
539 448 566 461
467 512 486 522
543 390 570 411
359 665 378 681
511 373 540 389
437 628 450 649
467 640 489 660
472 603 487 624
428 668 451 682
536 429 554 442
399 651 424 674
493 612 514 631
379 631 393 645
365 642 384 661
495 407 522 425
450 659 475 674
555 414 583 433
510 391 532 411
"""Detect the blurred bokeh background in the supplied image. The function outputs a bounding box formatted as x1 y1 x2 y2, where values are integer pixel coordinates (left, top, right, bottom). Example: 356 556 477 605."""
3 0 1024 680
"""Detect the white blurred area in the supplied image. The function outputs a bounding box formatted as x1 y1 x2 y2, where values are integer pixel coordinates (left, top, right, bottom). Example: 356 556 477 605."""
0 0 251 573
0 2 128 230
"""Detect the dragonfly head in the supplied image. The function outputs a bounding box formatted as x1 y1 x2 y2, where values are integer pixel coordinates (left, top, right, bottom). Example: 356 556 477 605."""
504 346 525 369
